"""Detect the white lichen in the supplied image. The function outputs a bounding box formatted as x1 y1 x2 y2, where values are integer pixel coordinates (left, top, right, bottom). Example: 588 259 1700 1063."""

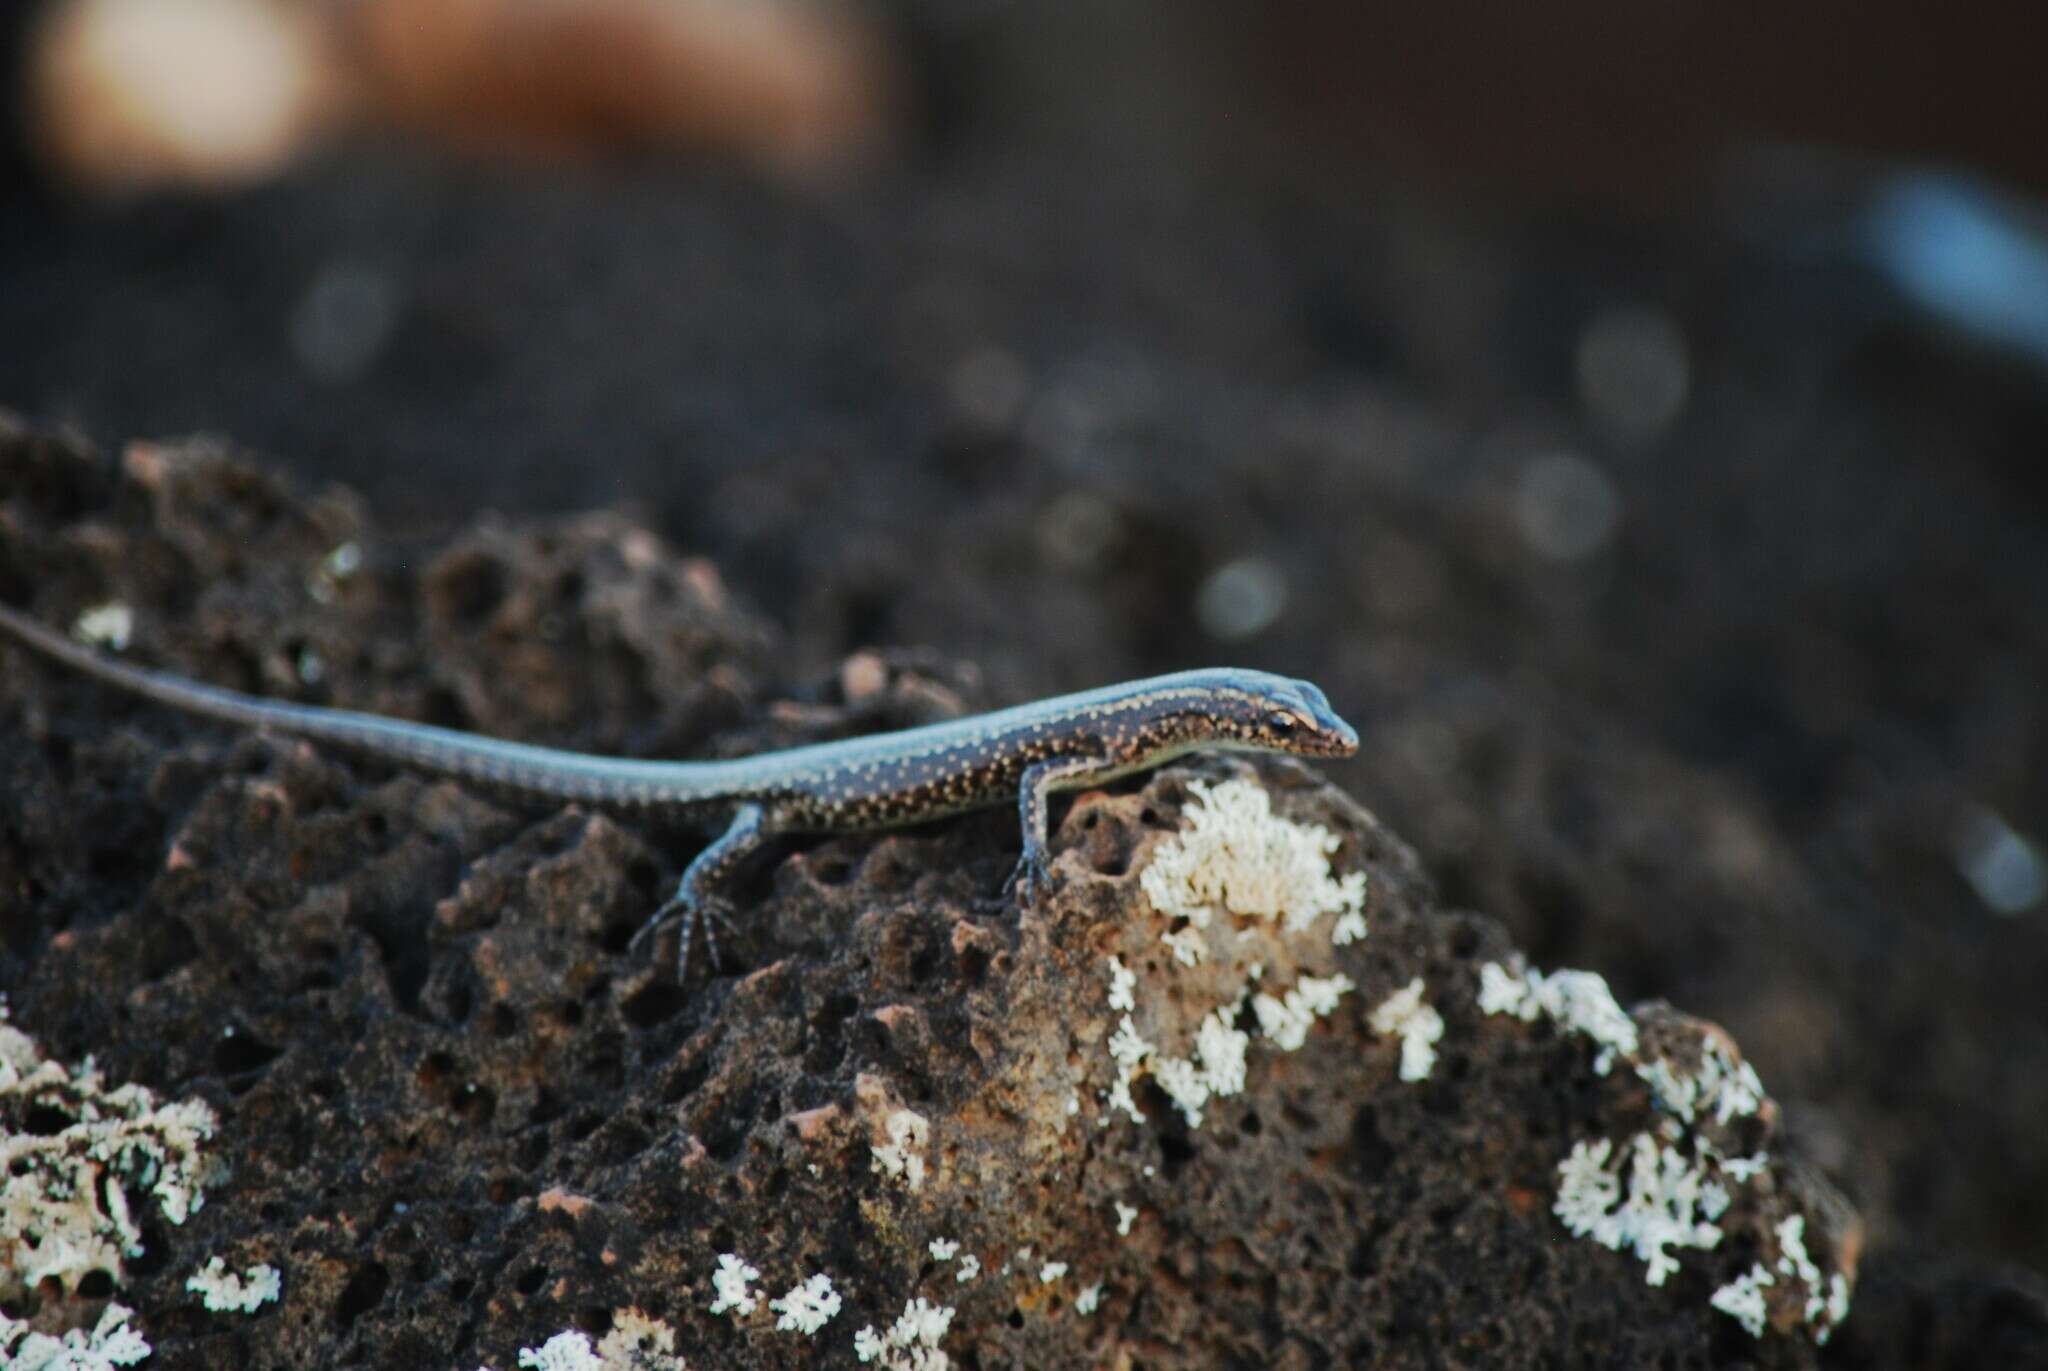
1368 978 1444 1082
1160 927 1207 967
1104 1016 1154 1124
1553 1132 1725 1286
2 1301 152 1370
1105 956 1137 1011
1251 973 1355 1051
1720 1153 1770 1183
1637 1034 1765 1127
1038 1260 1067 1284
1775 1214 1852 1341
1493 958 1852 1342
596 1307 686 1370
927 1237 959 1262
1331 910 1369 945
954 1254 980 1283
72 603 134 651
1106 1016 1152 1070
769 1273 842 1335
1074 1281 1104 1315
186 1255 282 1312
1105 1072 1145 1125
1710 1263 1775 1338
707 1252 761 1317
1140 779 1367 934
1103 778 1368 1143
871 1109 931 1191
852 1296 954 1370
1148 1001 1253 1128
1114 1201 1139 1237
1476 962 1637 1073
1476 961 1528 1016
1824 1273 1852 1340
519 1331 605 1371
2 998 219 1298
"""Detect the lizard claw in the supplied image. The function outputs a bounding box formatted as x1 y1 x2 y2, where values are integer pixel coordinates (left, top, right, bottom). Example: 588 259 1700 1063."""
632 892 739 983
1008 849 1056 906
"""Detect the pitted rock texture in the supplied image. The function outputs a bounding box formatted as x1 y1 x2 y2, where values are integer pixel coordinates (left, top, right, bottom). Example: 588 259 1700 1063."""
0 426 1872 1367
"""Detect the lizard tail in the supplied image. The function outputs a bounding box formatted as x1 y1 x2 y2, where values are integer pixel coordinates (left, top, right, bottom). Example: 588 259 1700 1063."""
0 600 710 807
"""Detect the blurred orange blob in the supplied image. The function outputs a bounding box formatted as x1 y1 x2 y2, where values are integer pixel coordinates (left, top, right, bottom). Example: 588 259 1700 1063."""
32 0 349 192
29 0 897 193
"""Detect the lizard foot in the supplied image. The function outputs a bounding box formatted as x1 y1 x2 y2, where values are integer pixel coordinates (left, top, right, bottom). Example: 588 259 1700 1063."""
631 893 741 983
1007 849 1059 907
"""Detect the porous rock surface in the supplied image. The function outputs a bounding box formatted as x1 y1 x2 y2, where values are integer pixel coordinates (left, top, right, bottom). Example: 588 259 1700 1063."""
3 423 1858 1367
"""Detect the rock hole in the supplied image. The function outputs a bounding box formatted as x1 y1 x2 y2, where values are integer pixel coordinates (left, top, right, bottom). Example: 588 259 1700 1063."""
515 1266 547 1296
1281 1101 1320 1133
1347 1105 1395 1179
357 899 434 1015
86 841 149 888
489 1002 519 1037
418 1051 457 1094
623 979 689 1028
458 1084 497 1127
598 1117 652 1164
334 1261 390 1329
20 1103 74 1136
138 915 200 983
1156 1130 1196 1177
662 1056 712 1104
427 550 506 625
703 1115 747 1162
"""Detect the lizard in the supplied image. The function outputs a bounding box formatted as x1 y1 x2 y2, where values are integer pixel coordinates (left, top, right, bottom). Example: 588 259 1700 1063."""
0 599 1359 980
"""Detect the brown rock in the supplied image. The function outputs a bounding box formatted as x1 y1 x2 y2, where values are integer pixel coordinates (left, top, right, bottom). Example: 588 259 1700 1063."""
0 423 1874 1366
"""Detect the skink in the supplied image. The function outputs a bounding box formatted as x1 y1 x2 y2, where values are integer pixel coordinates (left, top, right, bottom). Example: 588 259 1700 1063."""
0 601 1358 977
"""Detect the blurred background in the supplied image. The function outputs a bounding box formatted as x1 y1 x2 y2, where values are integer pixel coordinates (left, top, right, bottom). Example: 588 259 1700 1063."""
3 0 2046 1355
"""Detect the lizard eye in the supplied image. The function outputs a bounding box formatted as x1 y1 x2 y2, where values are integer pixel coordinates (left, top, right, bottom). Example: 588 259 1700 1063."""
1267 712 1297 737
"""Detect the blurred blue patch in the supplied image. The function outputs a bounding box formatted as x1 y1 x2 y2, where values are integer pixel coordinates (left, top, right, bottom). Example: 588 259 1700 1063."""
1863 174 2048 367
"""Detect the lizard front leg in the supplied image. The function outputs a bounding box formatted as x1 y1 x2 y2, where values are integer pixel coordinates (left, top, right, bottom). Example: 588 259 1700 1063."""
1011 754 1111 903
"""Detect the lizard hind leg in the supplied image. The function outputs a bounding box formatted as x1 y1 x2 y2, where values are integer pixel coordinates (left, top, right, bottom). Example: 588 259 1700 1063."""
630 803 768 982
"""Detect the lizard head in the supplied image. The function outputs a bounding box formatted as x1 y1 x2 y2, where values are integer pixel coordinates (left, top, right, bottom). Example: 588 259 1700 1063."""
1184 671 1359 759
